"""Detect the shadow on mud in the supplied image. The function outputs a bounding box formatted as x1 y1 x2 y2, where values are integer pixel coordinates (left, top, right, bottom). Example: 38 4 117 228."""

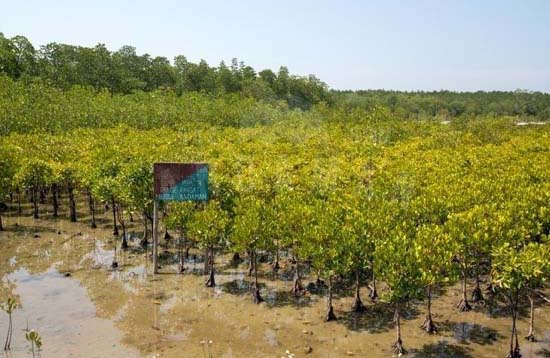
218 278 314 308
339 302 420 333
438 322 502 345
410 341 474 357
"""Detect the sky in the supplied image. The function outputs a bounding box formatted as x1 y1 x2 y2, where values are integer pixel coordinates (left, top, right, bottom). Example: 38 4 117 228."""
1 0 549 92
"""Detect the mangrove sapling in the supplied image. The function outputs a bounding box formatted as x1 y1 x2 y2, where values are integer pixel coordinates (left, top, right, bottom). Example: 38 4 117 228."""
25 330 42 357
421 285 437 334
189 200 231 288
492 243 526 358
345 185 379 307
376 213 422 356
2 297 18 351
415 224 457 334
231 197 273 303
520 242 550 343
304 196 347 322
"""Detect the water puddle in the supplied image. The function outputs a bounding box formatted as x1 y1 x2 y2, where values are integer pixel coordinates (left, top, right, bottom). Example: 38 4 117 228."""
1 268 138 358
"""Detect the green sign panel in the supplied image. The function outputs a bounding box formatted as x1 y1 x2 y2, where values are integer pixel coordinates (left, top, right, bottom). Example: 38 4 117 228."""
153 163 208 201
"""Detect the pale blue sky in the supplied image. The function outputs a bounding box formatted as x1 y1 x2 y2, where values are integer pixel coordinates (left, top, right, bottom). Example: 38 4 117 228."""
1 0 549 91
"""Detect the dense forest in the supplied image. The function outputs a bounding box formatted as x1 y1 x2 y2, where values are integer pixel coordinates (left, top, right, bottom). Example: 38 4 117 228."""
1 32 550 122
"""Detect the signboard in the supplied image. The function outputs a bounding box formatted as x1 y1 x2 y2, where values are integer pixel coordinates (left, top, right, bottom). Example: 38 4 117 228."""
153 163 208 201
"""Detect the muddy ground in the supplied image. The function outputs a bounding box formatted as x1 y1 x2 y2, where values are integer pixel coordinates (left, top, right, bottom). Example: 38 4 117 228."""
0 203 549 357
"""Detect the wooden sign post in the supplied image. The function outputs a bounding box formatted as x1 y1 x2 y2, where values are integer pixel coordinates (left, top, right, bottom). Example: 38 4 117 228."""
152 163 208 274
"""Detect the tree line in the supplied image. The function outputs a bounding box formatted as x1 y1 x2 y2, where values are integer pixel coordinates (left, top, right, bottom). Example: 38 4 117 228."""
334 89 550 120
0 33 330 109
2 33 549 120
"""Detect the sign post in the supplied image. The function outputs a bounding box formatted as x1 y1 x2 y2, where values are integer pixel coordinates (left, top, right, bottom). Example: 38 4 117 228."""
152 163 208 274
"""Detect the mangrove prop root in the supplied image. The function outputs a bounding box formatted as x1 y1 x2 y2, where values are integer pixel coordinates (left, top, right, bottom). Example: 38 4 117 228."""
352 297 367 313
121 236 129 250
393 339 406 356
325 305 337 322
291 277 304 295
472 285 484 303
252 288 264 304
457 298 472 312
421 316 438 334
369 286 378 301
205 270 215 287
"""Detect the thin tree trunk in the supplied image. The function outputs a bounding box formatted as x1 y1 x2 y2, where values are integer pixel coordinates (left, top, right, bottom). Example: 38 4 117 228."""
457 268 472 312
272 245 280 272
17 189 21 215
118 204 128 250
178 229 185 273
88 189 97 228
325 276 337 321
68 184 77 222
205 248 215 287
369 269 378 301
508 291 521 358
0 215 3 231
32 188 39 219
52 184 59 218
140 213 149 247
3 313 11 350
112 198 119 236
204 248 210 273
525 287 536 342
352 269 366 313
394 302 405 355
247 250 254 276
7 314 12 349
472 272 483 302
39 189 46 204
252 250 263 303
291 251 303 295
421 285 437 333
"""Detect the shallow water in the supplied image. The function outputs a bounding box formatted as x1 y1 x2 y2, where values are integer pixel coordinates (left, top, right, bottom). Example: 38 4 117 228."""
1 209 549 358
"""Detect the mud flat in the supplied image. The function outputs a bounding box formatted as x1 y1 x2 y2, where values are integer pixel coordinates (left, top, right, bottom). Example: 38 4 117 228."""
1 213 549 357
